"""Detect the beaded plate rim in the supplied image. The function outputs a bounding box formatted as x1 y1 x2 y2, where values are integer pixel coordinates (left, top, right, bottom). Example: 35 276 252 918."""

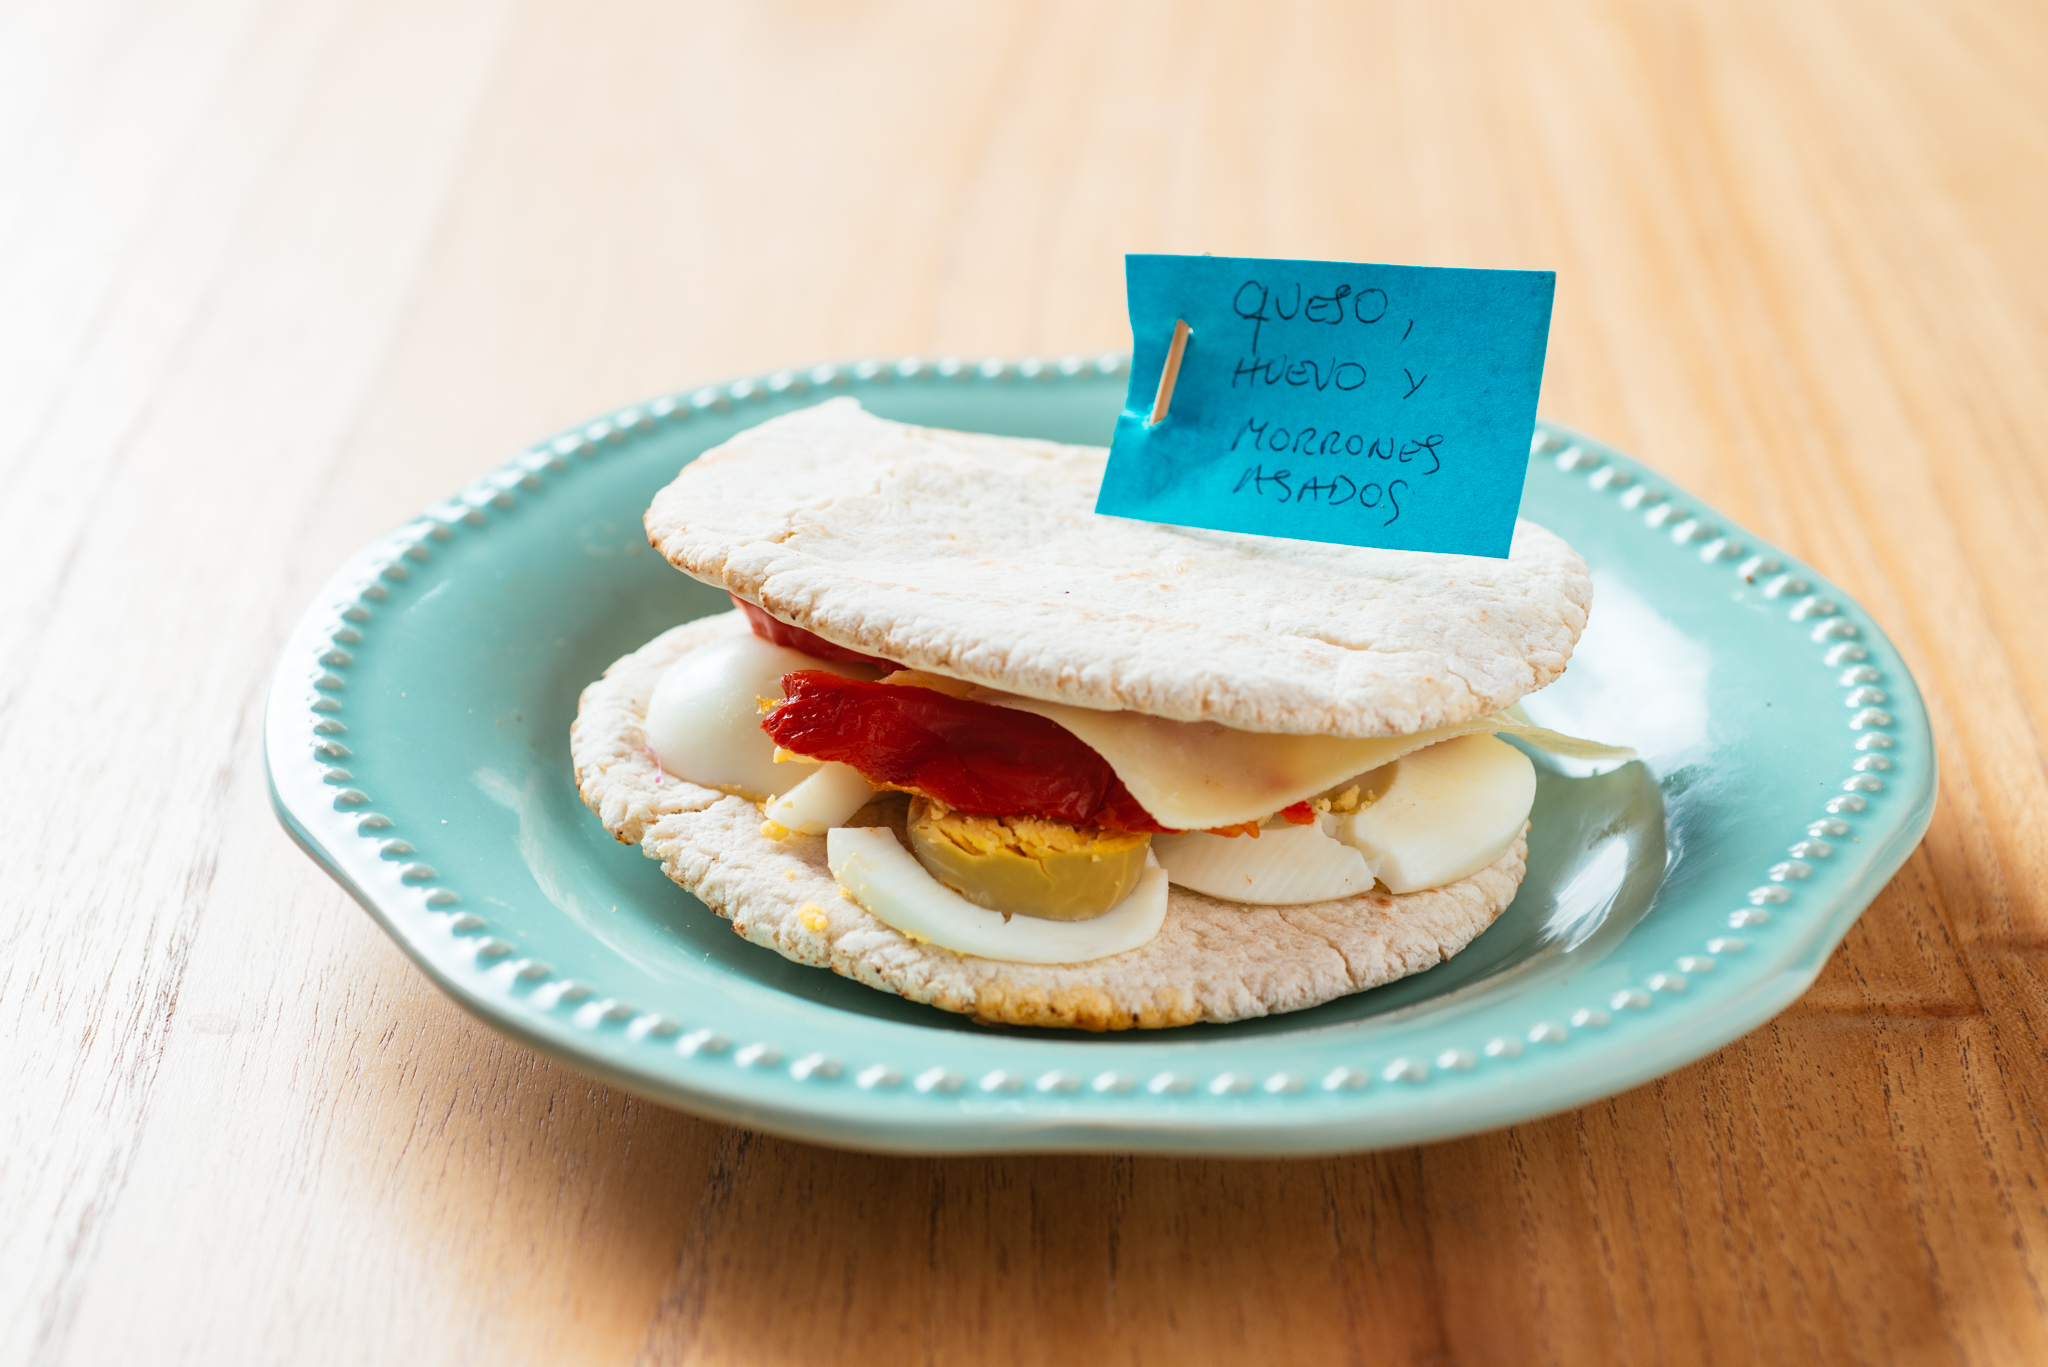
265 355 1937 1154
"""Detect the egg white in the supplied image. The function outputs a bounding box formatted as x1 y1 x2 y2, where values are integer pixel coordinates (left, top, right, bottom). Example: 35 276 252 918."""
826 827 1169 964
644 633 873 799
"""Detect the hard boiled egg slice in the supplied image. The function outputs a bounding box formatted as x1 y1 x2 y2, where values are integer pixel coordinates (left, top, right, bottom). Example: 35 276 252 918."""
1330 733 1535 893
644 633 873 799
826 827 1168 964
764 762 877 835
1152 821 1379 904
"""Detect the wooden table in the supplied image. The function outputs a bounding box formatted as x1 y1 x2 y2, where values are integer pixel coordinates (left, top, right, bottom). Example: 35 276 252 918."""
8 1 2044 1361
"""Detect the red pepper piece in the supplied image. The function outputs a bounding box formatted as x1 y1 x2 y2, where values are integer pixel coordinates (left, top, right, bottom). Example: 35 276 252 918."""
1276 801 1316 826
732 594 902 672
762 670 1169 833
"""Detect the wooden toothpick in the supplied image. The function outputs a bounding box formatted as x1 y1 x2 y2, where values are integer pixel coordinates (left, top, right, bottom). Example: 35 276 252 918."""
1147 318 1192 426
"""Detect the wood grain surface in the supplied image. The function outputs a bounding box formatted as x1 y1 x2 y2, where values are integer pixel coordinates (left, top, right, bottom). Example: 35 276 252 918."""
5 1 2045 1362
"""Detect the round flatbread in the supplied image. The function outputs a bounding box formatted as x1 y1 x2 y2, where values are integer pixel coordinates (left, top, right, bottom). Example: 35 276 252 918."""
646 397 1591 739
572 615 1527 1030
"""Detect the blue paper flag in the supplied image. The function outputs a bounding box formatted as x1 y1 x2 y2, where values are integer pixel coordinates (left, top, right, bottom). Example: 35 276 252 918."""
1096 254 1555 558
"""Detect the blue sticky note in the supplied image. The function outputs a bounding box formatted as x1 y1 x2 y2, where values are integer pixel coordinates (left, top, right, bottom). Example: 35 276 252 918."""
1096 254 1555 558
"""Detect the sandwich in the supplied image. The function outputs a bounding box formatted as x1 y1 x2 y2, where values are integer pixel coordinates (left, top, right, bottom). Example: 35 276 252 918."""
572 398 1618 1029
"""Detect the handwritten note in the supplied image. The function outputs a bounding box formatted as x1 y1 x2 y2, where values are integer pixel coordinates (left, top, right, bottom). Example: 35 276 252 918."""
1095 254 1555 558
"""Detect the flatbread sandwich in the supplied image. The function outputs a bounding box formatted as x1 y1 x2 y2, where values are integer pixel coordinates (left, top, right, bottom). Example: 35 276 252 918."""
572 398 1617 1029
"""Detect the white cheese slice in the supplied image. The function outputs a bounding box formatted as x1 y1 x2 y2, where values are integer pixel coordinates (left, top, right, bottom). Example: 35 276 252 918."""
985 691 1629 830
826 827 1169 963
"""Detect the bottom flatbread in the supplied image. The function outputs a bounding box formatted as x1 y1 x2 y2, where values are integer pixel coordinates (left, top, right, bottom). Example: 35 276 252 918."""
571 614 1527 1030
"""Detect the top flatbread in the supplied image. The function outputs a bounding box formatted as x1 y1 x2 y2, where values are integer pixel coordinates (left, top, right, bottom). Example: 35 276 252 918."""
646 398 1590 738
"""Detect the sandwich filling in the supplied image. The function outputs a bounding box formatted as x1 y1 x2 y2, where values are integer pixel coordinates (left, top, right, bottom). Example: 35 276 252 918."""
641 601 1629 961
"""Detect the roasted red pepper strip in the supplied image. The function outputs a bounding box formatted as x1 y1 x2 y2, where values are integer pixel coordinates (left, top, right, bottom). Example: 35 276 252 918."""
762 670 1169 833
731 594 903 673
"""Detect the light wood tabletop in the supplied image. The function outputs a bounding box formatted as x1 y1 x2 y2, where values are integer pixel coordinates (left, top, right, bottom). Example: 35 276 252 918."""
7 1 2046 1362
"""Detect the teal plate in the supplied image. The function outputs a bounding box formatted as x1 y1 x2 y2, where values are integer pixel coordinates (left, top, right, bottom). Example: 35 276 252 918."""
266 357 1935 1155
